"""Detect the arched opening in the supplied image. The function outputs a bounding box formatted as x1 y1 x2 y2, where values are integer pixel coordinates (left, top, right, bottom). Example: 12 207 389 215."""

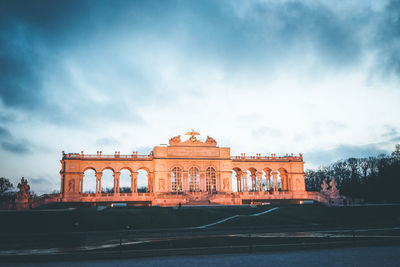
232 168 242 192
101 168 114 193
171 167 182 193
189 167 200 192
119 169 132 193
82 168 96 193
137 169 149 193
206 167 216 192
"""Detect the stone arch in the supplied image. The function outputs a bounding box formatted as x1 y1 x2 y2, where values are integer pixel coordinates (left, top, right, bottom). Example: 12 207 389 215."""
188 162 201 171
170 163 185 171
119 166 134 173
82 166 97 173
101 166 115 172
205 163 218 171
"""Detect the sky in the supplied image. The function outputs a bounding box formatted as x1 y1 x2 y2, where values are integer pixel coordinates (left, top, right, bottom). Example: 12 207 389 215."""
0 0 399 194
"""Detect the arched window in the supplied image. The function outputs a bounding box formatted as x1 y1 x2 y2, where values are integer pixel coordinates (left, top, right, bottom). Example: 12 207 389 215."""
189 167 200 192
206 167 216 192
171 167 182 192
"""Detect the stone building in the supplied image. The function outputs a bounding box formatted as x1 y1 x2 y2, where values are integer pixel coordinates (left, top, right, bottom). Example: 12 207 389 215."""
60 131 325 206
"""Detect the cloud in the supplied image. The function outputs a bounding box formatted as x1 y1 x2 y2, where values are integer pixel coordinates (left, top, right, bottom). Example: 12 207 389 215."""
0 0 399 195
305 143 389 167
374 0 400 77
0 125 31 154
252 127 281 137
1 141 30 154
95 137 120 147
0 125 11 138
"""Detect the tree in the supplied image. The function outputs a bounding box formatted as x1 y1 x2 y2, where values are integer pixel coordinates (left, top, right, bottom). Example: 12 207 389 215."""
0 177 13 195
305 144 400 203
392 144 400 159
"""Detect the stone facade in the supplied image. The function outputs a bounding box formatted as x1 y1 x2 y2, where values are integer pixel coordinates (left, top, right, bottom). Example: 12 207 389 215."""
60 132 324 206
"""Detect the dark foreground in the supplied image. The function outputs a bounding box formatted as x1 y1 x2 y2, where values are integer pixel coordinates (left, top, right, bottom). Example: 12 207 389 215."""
4 246 400 267
1 204 400 263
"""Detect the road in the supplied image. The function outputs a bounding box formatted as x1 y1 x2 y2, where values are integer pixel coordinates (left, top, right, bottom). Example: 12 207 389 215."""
4 246 400 266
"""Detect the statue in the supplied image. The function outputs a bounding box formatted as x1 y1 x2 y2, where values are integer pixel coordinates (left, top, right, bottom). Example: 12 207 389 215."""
185 129 200 142
320 180 328 194
223 178 228 190
206 136 217 145
160 179 165 191
17 177 30 200
169 135 181 145
328 177 339 197
68 179 75 192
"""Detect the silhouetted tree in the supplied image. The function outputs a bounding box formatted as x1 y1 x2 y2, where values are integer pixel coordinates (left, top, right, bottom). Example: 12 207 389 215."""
0 177 13 195
305 144 400 203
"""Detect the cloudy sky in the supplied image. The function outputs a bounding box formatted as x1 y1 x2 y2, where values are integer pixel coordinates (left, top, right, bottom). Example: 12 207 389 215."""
1 0 399 194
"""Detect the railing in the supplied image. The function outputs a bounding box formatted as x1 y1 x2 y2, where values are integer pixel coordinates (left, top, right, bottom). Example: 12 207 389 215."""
63 153 153 160
63 152 302 161
231 153 303 162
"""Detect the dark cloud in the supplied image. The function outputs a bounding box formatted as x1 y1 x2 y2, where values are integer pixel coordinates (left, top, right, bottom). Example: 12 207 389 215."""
305 144 388 167
0 0 399 128
1 140 30 154
375 0 400 77
0 126 12 138
0 125 31 154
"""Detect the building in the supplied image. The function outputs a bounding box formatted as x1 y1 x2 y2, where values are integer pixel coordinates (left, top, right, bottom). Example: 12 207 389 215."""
60 131 325 206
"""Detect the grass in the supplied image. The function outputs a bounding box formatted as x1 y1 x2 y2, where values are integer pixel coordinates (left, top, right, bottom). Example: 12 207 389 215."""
1 204 400 252
1 205 400 234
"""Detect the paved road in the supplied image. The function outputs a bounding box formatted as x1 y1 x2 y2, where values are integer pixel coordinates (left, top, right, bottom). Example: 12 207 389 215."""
4 246 400 267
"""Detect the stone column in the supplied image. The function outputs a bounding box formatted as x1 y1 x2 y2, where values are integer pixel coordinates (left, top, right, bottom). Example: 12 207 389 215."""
272 171 278 192
257 172 263 192
60 174 65 195
148 172 153 193
281 173 287 191
237 175 241 192
251 173 257 191
265 172 270 191
287 173 292 191
96 172 102 194
78 173 84 193
242 172 248 192
131 172 138 193
216 172 220 192
200 172 206 192
182 172 189 192
114 172 120 193
167 172 172 192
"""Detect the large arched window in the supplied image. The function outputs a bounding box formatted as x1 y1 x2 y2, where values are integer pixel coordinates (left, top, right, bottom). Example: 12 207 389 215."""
189 167 200 192
171 167 182 192
206 167 216 192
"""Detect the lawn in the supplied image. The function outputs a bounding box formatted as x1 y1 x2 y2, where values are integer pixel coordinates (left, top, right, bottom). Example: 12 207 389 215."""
1 205 400 234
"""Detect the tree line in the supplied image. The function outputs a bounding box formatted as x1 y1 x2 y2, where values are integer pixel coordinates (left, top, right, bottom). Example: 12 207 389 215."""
305 144 400 203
